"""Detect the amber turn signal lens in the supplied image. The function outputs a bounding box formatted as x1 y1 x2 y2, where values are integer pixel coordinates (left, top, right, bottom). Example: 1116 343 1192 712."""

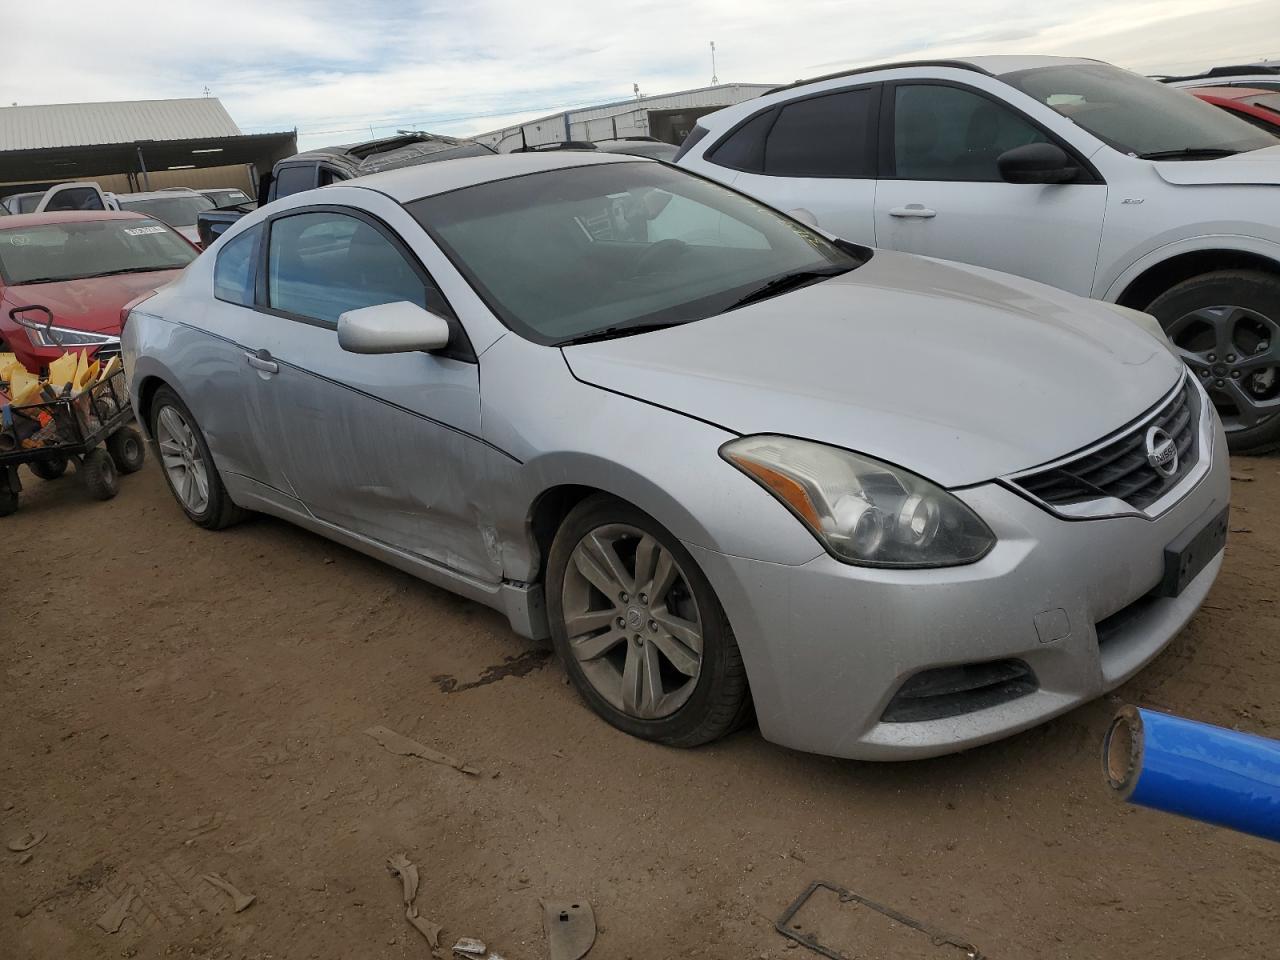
729 455 824 529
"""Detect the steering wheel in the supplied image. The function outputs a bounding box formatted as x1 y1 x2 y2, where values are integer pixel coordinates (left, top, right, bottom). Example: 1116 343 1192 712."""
630 239 690 278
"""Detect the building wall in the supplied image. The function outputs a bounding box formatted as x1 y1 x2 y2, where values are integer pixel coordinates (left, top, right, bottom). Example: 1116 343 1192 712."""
0 163 255 197
102 164 256 195
478 83 775 151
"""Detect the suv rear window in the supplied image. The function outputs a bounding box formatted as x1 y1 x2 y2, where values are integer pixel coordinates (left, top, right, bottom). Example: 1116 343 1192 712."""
709 111 775 171
710 87 878 178
273 165 317 199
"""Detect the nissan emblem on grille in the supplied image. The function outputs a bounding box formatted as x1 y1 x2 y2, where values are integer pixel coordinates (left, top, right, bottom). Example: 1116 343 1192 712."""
1145 426 1179 478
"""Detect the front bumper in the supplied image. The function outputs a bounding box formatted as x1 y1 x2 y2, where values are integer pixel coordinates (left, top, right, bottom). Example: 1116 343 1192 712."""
1 337 119 377
688 417 1230 761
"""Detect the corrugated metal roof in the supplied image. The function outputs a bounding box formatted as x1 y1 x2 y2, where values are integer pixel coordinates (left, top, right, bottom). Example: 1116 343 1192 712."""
0 98 242 151
570 84 775 121
477 83 776 149
573 82 773 119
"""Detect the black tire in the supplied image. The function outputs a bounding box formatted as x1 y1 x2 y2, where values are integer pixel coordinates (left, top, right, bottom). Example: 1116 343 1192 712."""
546 494 751 748
29 456 68 481
1146 269 1280 453
0 473 16 516
81 448 119 501
149 386 246 530
106 426 146 474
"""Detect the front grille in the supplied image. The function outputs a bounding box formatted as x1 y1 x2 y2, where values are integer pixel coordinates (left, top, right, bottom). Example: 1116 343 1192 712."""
880 659 1038 723
1013 381 1197 512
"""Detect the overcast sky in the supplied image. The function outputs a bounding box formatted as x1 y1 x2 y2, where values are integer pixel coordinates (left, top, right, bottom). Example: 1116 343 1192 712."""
5 0 1279 150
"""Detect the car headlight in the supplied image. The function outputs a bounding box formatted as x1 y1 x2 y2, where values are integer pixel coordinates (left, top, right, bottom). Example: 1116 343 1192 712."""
721 435 995 567
12 315 119 348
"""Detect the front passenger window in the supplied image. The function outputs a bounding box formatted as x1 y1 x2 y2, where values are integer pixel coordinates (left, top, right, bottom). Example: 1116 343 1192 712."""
267 211 441 325
893 84 1048 182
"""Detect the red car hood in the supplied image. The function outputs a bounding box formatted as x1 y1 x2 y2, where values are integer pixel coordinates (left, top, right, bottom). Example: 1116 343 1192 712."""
2 270 180 334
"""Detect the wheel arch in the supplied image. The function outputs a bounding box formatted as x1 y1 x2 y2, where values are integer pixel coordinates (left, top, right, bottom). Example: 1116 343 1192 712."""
522 473 719 587
129 355 196 441
134 373 169 436
513 440 822 587
1111 244 1280 310
527 483 602 584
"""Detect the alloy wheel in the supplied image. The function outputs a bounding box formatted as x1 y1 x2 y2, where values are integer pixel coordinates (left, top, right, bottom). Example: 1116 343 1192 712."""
560 523 704 720
156 405 210 515
1164 304 1280 431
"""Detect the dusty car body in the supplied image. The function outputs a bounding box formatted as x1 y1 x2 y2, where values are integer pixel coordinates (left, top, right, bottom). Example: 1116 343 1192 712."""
123 153 1228 760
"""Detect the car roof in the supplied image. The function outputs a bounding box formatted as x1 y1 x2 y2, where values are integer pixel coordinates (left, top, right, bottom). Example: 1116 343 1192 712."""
348 150 645 203
1167 75 1280 89
0 210 149 229
1191 86 1277 101
771 55 1097 93
117 191 207 201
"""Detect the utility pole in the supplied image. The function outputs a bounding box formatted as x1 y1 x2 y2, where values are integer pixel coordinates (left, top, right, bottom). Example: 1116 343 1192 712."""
710 41 718 85
633 82 643 100
202 85 210 98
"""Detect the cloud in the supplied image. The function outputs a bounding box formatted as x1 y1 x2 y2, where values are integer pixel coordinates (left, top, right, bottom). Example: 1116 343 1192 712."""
4 0 1277 151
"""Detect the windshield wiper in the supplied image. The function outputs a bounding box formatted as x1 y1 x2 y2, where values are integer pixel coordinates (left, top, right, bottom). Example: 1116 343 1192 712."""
721 265 851 312
1137 147 1239 161
11 276 67 285
78 266 175 279
555 320 692 346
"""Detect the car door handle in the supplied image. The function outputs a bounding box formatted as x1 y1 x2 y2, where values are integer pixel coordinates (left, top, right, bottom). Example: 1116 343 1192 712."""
888 204 937 219
245 351 278 374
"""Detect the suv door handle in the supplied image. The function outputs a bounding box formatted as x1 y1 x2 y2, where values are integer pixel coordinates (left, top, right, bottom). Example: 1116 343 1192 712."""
245 350 279 374
888 204 937 219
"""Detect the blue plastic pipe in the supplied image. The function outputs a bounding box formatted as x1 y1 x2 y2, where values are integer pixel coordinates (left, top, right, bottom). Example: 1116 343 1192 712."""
1104 706 1280 843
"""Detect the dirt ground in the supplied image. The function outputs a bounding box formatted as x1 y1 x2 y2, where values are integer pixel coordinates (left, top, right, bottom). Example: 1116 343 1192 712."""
1 456 1277 960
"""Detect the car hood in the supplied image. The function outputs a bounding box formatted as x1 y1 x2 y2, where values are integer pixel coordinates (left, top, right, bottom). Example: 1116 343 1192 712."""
562 251 1184 487
2 271 180 334
1154 144 1280 185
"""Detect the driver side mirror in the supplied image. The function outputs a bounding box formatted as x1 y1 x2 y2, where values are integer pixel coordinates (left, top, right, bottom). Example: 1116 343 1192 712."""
337 301 451 354
997 143 1080 185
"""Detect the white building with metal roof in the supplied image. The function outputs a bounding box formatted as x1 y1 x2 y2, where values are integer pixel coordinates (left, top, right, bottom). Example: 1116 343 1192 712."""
0 97 295 196
476 83 775 152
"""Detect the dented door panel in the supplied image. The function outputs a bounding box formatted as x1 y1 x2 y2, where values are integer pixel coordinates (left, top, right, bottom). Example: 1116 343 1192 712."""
245 314 502 583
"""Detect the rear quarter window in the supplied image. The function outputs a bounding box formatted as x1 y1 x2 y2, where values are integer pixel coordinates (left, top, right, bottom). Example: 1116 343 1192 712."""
214 224 262 306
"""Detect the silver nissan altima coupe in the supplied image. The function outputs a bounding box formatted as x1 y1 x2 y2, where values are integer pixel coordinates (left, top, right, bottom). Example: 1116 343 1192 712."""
122 152 1229 760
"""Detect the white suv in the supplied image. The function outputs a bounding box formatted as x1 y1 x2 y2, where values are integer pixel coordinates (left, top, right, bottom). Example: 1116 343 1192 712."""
676 56 1280 451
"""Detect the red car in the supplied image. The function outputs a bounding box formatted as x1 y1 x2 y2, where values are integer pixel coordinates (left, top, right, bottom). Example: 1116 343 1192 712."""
1190 86 1280 136
0 211 196 375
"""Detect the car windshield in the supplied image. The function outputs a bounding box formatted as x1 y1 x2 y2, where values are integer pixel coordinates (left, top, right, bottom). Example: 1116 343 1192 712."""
8 194 41 214
409 161 861 344
0 218 196 285
118 195 214 227
1002 63 1279 157
205 190 252 206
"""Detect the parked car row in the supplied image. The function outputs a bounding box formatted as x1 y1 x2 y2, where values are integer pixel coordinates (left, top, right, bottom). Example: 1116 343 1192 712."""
3 55 1261 763
2 184 253 244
